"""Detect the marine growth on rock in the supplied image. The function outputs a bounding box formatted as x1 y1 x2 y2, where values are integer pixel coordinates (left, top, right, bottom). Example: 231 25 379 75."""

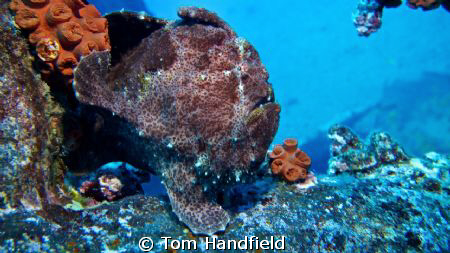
352 0 383 37
73 7 280 235
352 0 449 36
0 2 67 211
328 124 409 175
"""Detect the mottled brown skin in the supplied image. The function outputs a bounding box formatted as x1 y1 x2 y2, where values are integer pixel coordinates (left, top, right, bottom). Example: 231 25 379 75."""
75 8 279 177
74 7 280 235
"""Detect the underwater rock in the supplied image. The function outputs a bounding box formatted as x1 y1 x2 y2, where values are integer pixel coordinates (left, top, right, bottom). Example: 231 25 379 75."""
68 162 151 203
352 0 383 37
9 0 110 86
369 131 409 163
328 125 363 156
1 153 448 252
73 7 280 235
328 124 409 175
352 0 449 37
0 3 66 210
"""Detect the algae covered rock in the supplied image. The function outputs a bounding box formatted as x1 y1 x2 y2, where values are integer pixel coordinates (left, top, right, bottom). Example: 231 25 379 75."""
1 153 448 252
327 124 409 175
0 2 66 211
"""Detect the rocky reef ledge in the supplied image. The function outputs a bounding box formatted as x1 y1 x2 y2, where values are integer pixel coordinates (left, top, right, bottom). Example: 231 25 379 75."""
1 152 448 252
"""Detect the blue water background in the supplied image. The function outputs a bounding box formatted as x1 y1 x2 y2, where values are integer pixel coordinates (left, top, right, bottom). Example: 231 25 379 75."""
91 0 450 174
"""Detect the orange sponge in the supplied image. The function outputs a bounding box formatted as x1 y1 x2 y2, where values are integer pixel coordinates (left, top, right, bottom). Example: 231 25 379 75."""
9 0 110 85
407 0 441 10
269 138 311 182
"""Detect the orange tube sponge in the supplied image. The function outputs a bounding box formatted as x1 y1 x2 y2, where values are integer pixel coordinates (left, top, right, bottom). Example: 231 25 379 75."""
45 3 73 25
74 40 98 59
269 138 311 182
63 0 86 11
56 51 77 76
9 0 110 87
57 21 84 47
407 0 441 10
15 8 40 29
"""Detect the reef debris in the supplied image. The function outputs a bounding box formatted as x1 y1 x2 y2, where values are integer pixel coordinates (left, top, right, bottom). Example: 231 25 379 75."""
73 7 280 235
71 162 151 203
353 0 449 36
353 0 383 37
328 124 409 175
9 0 110 86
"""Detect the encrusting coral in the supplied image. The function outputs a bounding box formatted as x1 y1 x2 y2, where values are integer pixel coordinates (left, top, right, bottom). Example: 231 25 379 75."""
328 124 409 175
352 0 383 37
353 0 449 36
269 139 311 182
9 0 110 85
73 162 150 203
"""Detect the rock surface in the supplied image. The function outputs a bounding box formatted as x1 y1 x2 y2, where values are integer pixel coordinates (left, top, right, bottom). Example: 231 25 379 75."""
1 154 448 252
0 2 67 211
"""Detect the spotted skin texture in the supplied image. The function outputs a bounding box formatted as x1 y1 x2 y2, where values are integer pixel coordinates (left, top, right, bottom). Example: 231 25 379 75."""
74 7 280 235
165 163 230 235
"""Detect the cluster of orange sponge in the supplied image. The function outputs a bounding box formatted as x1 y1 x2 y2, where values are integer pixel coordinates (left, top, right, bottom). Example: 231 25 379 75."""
407 0 442 10
9 0 110 84
269 138 311 182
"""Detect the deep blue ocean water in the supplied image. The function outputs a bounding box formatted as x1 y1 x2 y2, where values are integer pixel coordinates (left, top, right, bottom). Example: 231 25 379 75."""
91 0 450 175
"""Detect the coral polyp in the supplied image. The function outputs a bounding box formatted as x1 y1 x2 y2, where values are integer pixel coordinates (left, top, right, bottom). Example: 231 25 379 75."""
36 38 60 61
